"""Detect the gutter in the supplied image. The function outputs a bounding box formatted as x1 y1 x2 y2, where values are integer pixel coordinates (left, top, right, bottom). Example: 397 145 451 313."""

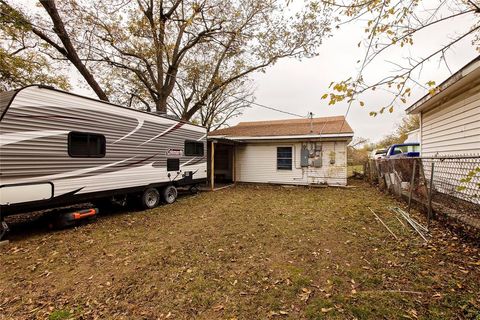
207 133 354 141
406 56 480 114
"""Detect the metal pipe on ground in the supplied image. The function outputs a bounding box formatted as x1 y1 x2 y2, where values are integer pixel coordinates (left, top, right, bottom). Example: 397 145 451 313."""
392 207 428 233
368 207 399 241
390 207 428 243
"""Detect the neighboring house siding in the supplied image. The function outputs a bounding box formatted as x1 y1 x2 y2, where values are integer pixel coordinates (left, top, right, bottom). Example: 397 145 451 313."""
235 141 347 185
404 129 420 143
421 85 480 156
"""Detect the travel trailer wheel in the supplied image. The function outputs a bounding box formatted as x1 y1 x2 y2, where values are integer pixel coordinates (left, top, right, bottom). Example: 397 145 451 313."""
163 185 178 204
141 188 161 209
189 185 199 194
92 198 113 212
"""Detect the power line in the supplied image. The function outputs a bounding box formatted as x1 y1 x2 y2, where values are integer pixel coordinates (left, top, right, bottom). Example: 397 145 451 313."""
222 91 307 118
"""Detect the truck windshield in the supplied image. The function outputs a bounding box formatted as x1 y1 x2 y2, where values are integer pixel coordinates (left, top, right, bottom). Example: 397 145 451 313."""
393 145 420 154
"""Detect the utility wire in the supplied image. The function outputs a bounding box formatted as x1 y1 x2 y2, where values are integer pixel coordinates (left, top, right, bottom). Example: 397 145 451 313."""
222 91 307 118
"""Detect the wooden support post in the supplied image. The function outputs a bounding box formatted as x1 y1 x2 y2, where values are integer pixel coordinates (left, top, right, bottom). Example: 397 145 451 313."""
210 141 215 190
232 145 236 183
407 159 416 214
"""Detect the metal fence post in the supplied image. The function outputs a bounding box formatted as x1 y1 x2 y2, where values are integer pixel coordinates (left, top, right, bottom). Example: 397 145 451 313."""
427 162 435 229
408 159 417 214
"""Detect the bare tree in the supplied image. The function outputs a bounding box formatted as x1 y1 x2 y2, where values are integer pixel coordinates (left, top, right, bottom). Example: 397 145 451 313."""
2 0 330 124
374 115 419 148
170 77 254 131
0 5 69 91
80 0 329 116
1 0 109 100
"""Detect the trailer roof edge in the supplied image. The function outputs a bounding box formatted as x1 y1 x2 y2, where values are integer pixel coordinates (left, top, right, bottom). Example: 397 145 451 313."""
1 85 206 129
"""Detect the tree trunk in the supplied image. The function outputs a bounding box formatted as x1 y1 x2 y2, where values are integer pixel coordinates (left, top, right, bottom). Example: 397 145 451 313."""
40 0 109 101
155 96 168 113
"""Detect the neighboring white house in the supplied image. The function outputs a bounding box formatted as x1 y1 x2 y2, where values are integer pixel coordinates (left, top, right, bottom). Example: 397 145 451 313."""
406 56 480 156
404 129 420 143
207 116 354 187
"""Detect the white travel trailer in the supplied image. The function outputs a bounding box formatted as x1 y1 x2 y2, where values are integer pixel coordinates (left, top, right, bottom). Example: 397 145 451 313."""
0 85 207 221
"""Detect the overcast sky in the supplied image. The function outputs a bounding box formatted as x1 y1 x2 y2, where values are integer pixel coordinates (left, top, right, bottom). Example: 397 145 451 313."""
236 6 478 144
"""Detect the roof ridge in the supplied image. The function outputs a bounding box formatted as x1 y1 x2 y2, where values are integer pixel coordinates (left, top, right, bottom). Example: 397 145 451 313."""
237 115 345 126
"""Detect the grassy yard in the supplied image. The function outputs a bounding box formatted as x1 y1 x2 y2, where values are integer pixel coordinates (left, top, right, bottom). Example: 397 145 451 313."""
347 165 363 177
1 181 479 319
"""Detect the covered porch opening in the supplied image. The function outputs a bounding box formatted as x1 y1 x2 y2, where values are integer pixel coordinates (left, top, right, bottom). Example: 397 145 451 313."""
207 139 237 190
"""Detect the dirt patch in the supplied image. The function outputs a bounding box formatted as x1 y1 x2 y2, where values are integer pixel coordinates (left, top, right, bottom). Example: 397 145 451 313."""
0 181 479 319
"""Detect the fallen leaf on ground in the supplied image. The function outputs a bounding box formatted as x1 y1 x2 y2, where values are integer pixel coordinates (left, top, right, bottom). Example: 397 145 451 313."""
299 288 312 302
213 304 224 312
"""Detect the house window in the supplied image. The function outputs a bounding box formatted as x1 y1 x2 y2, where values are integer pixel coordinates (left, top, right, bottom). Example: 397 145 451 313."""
185 141 204 156
68 132 106 158
277 147 292 170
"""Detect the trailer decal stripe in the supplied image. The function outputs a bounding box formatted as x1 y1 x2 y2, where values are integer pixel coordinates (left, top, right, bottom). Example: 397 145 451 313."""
139 122 182 146
0 130 68 147
112 119 144 144
180 157 197 167
39 157 137 182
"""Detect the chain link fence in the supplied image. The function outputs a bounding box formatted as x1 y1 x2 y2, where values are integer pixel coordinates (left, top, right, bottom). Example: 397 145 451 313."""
364 156 480 233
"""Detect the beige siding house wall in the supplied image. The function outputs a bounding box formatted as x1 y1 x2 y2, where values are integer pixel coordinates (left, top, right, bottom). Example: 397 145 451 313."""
407 57 480 157
421 86 480 156
208 116 353 186
235 141 348 185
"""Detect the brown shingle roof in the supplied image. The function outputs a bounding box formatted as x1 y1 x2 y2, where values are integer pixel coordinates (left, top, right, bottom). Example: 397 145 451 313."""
209 115 353 137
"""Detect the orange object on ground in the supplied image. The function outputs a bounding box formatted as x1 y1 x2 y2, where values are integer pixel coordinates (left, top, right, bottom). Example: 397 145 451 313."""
72 208 97 220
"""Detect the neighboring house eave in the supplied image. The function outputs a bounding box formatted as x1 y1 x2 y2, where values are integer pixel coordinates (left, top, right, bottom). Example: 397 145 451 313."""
406 56 480 115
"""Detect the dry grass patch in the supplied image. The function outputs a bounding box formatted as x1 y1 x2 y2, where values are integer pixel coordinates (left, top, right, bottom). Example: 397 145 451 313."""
0 181 479 319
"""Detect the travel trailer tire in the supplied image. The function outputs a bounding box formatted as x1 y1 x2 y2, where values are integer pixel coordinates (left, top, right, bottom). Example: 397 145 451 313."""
141 188 161 209
162 185 178 204
92 198 113 212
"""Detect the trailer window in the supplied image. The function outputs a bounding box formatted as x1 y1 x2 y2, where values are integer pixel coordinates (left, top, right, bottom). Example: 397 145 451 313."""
167 158 180 171
68 132 106 158
277 147 292 170
185 141 204 156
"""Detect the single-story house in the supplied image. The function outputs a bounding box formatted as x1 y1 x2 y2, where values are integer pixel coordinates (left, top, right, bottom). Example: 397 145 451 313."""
406 56 480 156
207 115 354 187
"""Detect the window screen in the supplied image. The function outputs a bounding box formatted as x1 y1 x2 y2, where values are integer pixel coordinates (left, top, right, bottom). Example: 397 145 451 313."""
68 132 106 158
167 158 180 171
277 147 292 170
185 141 204 156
